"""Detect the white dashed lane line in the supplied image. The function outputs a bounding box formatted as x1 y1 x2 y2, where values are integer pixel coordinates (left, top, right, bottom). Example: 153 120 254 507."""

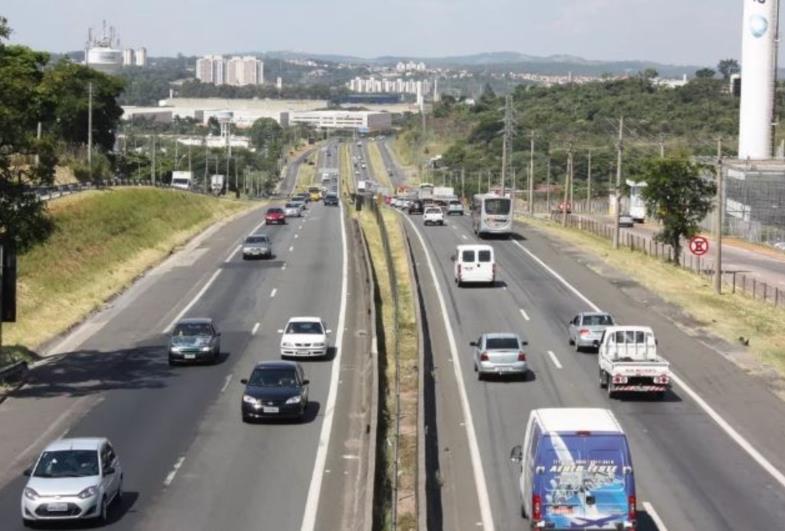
547 350 563 369
220 374 233 393
163 456 186 487
252 322 260 335
519 308 530 321
270 288 277 298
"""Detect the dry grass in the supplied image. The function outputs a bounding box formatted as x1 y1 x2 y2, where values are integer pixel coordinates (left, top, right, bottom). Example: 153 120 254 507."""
521 216 785 376
339 143 354 197
367 142 393 190
359 205 419 529
295 151 318 192
3 189 254 352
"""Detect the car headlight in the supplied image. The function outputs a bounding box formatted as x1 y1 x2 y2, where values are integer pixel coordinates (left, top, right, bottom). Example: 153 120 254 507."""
313 343 325 348
200 346 211 352
242 395 261 405
286 394 303 404
282 342 293 348
23 487 39 501
77 486 99 499
170 346 181 353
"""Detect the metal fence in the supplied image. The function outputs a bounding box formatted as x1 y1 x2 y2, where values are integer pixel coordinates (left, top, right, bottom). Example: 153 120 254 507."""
548 212 785 309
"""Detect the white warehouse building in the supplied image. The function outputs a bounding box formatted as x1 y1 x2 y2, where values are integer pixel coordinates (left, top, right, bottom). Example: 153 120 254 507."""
289 111 391 133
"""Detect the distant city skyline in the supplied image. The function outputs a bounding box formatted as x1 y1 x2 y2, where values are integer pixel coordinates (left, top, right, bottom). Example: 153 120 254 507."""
1 0 782 66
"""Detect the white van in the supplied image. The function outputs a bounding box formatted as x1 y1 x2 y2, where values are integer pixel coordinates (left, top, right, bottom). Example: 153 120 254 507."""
453 244 495 287
510 408 637 530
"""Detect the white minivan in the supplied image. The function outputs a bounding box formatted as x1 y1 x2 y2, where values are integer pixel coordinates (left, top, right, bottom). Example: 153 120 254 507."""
453 244 495 287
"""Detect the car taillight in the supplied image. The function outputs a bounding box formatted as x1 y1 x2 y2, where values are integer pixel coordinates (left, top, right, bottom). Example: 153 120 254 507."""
613 375 628 384
654 375 669 385
517 352 526 362
628 495 637 522
532 494 542 521
579 328 590 336
480 352 489 361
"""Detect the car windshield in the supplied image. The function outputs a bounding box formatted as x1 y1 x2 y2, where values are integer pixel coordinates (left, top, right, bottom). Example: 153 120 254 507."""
173 322 212 336
286 203 298 208
248 368 299 387
486 337 520 350
425 208 441 214
268 209 283 214
245 236 268 244
286 321 324 334
584 314 614 326
33 450 99 478
484 198 511 215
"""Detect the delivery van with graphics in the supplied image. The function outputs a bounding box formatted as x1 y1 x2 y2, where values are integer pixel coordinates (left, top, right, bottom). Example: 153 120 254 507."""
510 408 637 530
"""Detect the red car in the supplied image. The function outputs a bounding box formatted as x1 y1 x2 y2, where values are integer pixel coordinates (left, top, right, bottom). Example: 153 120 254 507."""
265 207 286 225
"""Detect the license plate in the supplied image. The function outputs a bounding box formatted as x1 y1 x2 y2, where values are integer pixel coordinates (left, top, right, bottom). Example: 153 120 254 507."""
184 353 196 359
263 406 279 414
47 502 68 512
297 350 309 356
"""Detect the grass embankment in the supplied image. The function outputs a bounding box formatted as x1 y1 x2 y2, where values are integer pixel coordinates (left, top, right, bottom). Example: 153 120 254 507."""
358 205 419 530
521 216 785 377
294 151 318 192
366 142 394 190
1 188 253 360
339 143 354 196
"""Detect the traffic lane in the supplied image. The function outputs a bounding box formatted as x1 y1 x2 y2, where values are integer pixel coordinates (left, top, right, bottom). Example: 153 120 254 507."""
134 201 344 531
0 219 302 530
475 223 785 530
0 204 269 490
378 139 405 188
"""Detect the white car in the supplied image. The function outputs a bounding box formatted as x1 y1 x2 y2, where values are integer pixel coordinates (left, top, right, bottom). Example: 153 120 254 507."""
447 200 464 216
453 244 496 287
284 202 303 217
280 317 331 358
21 438 123 526
423 206 445 226
619 213 634 228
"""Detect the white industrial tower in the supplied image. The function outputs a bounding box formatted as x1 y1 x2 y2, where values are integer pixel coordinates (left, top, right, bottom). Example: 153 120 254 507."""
738 0 780 160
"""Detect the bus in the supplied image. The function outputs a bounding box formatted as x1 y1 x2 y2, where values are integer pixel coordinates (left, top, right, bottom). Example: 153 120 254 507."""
472 193 513 237
626 180 648 223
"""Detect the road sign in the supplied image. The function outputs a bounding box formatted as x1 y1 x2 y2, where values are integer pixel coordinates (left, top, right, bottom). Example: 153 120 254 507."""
689 236 709 256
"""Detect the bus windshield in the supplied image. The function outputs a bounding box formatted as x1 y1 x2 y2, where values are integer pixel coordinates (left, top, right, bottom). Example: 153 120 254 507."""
484 198 511 215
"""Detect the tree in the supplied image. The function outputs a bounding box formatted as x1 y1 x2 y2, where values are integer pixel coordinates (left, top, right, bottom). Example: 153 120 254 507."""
694 68 716 79
640 158 716 264
717 59 740 80
248 118 283 153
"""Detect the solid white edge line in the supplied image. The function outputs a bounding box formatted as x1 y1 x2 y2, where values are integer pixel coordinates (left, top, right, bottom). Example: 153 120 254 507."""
519 308 530 321
299 190 349 531
546 350 563 370
642 501 669 531
511 239 785 492
162 269 222 333
163 456 186 487
252 322 260 335
402 214 496 531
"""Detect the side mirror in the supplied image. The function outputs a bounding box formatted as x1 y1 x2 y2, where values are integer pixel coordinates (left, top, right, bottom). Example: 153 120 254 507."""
521 341 528 346
535 465 545 474
240 378 249 385
623 465 633 475
510 445 523 463
469 341 478 347
216 332 222 337
450 255 457 262
104 466 115 476
23 468 32 477
302 379 310 386
277 329 284 334
326 330 332 335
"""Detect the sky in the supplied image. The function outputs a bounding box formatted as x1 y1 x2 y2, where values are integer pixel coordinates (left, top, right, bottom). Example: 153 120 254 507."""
0 0 777 66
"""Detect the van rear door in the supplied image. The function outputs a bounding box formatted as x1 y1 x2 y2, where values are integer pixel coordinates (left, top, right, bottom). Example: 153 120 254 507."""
535 434 632 529
477 248 494 281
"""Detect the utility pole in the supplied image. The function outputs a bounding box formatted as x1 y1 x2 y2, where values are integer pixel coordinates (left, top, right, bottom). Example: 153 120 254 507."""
546 157 551 213
500 95 513 195
174 138 179 170
529 131 535 215
151 135 156 186
586 150 592 213
35 122 42 166
202 140 209 193
188 144 192 173
659 135 665 159
487 170 491 193
568 147 575 211
88 82 93 181
714 138 724 294
561 148 572 226
461 167 465 200
613 116 624 249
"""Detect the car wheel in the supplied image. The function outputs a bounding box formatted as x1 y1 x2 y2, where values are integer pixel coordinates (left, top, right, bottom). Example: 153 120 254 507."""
568 336 574 346
168 357 177 367
655 391 666 400
22 519 35 529
574 341 581 353
607 383 616 399
242 414 252 423
97 495 109 523
599 369 608 389
477 371 484 381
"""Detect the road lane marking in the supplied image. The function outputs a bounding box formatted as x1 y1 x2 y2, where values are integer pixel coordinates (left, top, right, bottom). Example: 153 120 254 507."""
402 214 496 531
270 288 277 298
252 322 260 335
519 308 530 321
512 239 785 493
643 502 669 531
547 350 563 369
226 245 242 263
300 184 350 531
462 234 468 240
281 263 287 271
289 246 294 252
163 269 222 333
163 456 186 487
220 374 233 393
295 233 299 239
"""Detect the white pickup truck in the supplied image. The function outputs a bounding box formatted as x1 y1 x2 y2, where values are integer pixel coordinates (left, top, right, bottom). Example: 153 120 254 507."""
597 326 670 399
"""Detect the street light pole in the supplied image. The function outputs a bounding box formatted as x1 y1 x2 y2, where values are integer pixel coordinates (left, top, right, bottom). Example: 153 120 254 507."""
88 82 93 181
714 138 724 294
613 116 624 249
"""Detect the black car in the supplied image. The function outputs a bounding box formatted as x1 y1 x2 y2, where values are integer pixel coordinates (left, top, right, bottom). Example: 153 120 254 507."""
241 361 309 422
168 318 221 365
408 200 424 215
323 193 339 206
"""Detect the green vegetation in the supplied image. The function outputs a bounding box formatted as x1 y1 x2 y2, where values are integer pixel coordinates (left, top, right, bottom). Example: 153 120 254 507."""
640 158 716 263
3 188 253 351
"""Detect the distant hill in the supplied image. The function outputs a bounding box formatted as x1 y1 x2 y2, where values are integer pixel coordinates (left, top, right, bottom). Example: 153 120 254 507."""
259 50 704 77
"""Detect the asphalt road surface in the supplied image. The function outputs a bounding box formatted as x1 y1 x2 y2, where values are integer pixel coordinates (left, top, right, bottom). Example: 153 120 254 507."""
402 211 785 531
0 146 373 530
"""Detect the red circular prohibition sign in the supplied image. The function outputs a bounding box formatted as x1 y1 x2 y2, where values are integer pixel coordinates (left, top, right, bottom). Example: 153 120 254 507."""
689 236 709 256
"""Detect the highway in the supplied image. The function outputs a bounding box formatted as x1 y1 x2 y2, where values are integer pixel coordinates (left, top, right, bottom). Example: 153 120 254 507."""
0 142 374 530
400 210 785 530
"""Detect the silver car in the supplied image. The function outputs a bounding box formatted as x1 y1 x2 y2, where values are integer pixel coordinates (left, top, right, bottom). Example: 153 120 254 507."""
568 312 615 351
471 333 528 380
284 202 302 217
242 234 272 259
21 437 123 526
